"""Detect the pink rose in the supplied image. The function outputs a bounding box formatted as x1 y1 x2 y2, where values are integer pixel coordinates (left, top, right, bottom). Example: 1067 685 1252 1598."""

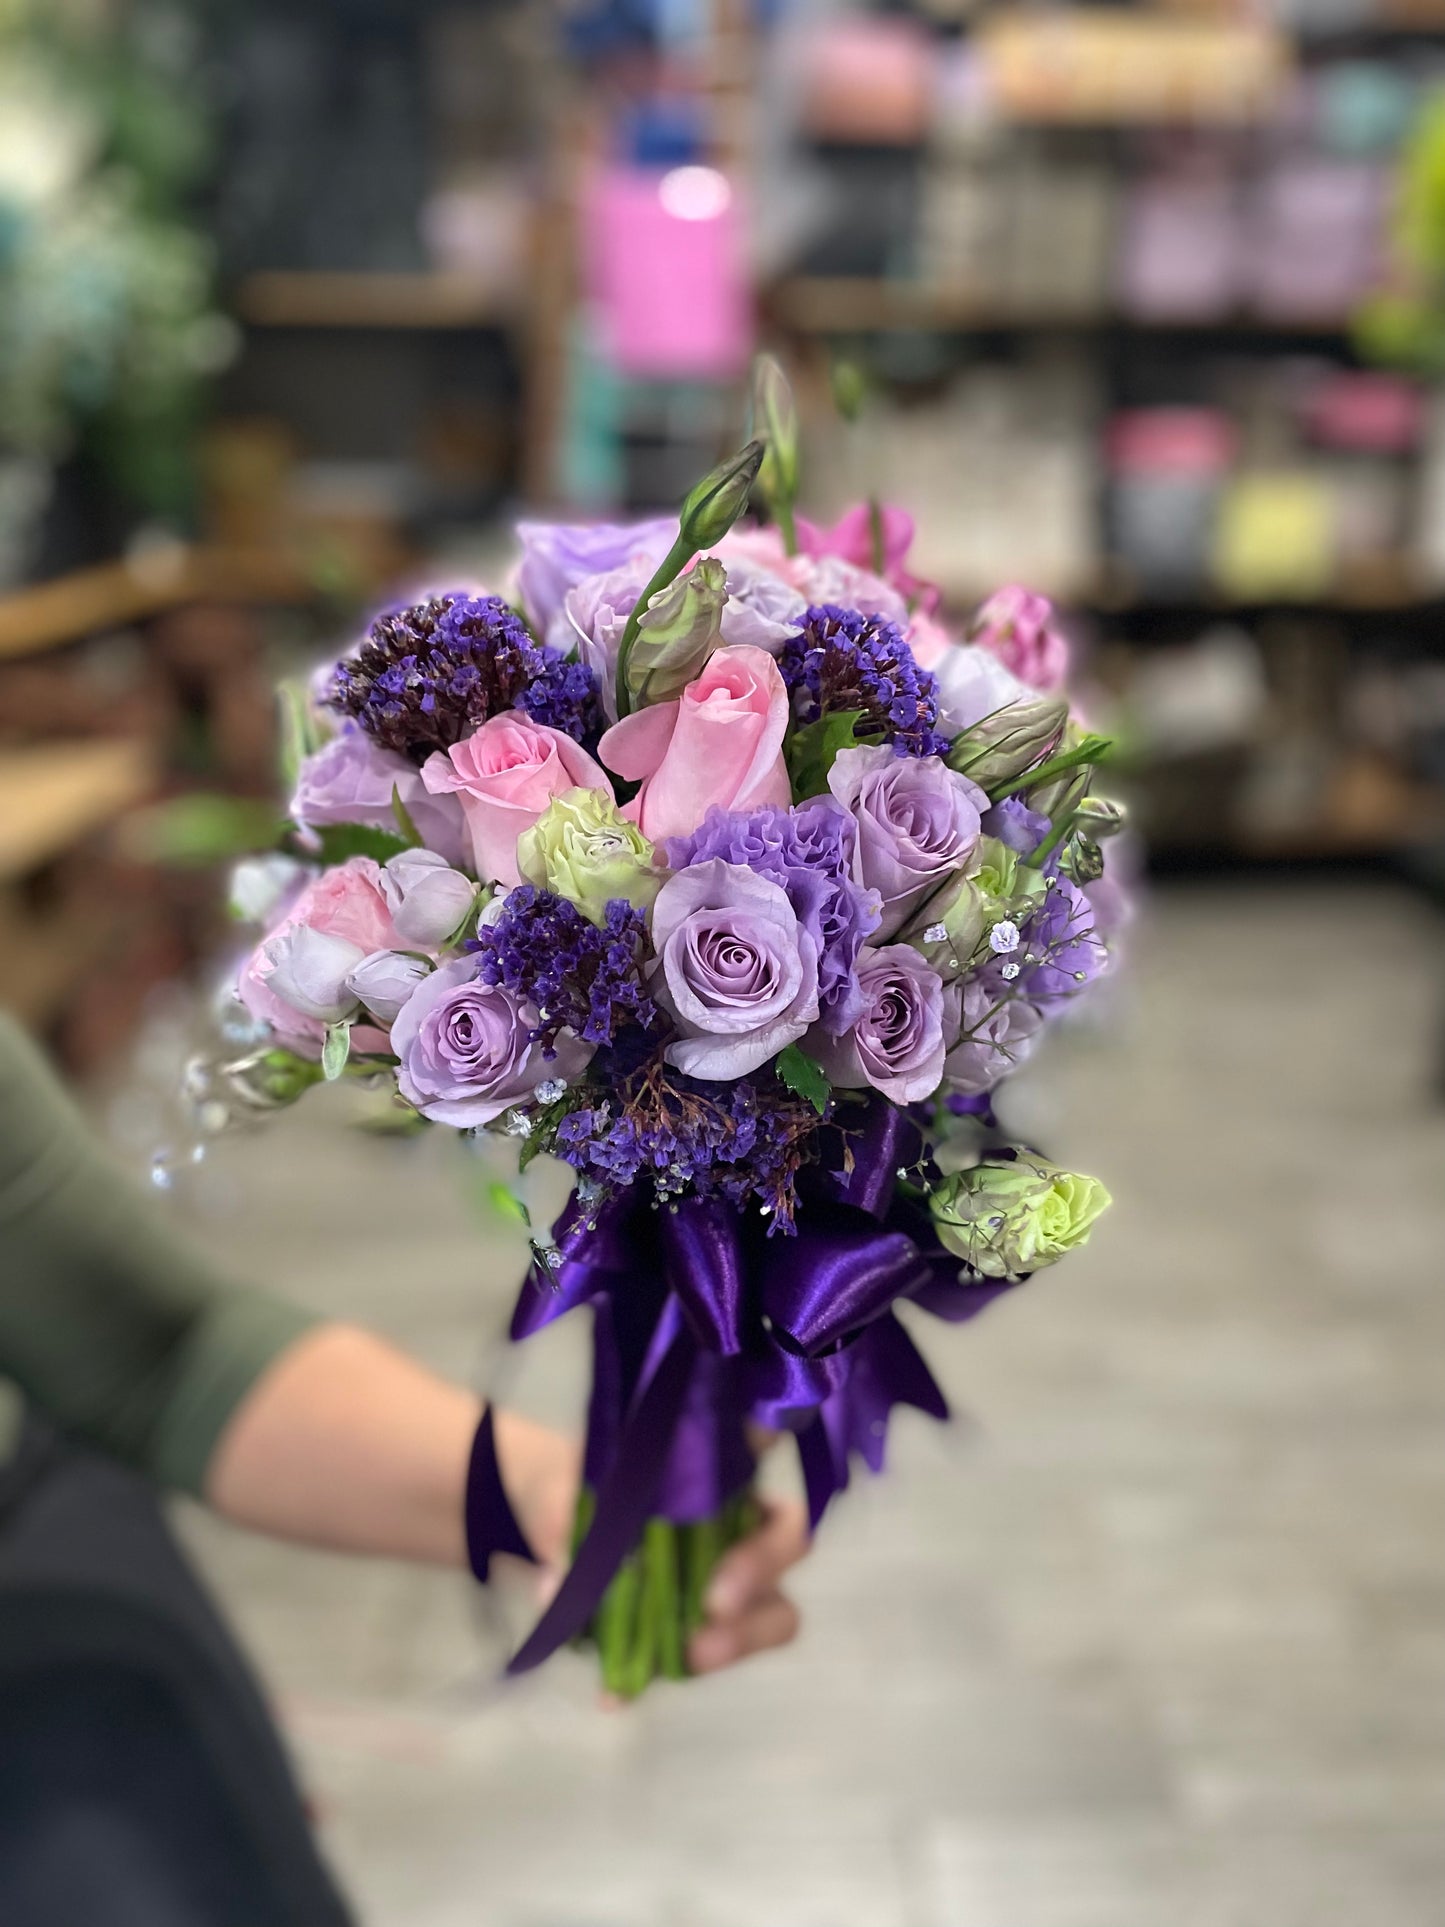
599 645 791 844
238 857 401 1055
421 711 611 886
968 586 1070 693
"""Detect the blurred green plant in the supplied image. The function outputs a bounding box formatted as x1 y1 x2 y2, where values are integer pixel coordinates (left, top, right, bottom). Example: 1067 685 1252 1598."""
0 0 234 521
1356 89 1445 371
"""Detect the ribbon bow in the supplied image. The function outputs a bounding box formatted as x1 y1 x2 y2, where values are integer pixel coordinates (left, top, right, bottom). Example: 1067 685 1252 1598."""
505 1100 1019 1674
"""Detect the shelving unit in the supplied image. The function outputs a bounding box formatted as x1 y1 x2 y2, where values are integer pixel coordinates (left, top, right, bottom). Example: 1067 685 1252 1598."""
234 271 518 331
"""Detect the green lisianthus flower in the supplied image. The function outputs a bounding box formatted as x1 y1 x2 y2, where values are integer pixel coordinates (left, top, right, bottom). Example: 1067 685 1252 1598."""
930 1152 1111 1278
516 787 663 924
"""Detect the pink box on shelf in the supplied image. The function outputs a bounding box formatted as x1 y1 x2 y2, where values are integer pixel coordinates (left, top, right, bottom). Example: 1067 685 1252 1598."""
581 162 753 380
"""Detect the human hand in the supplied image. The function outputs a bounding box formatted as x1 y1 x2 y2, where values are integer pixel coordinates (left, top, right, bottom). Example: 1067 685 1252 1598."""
492 1409 809 1679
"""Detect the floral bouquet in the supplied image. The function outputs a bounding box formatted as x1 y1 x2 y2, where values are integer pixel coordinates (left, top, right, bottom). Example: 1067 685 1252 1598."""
224 363 1120 1696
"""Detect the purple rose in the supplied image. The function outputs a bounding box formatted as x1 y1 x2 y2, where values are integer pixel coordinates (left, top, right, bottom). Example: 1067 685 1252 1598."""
517 517 675 644
292 727 469 870
930 642 1035 737
562 557 654 720
811 945 947 1104
650 858 820 1079
981 794 1050 858
663 799 881 1035
392 958 592 1127
715 556 807 655
1016 876 1107 1007
347 949 431 1025
380 848 478 948
827 746 987 939
942 978 1044 1095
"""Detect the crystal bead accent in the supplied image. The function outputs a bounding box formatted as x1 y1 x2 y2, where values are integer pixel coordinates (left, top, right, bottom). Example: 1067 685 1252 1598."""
923 922 948 943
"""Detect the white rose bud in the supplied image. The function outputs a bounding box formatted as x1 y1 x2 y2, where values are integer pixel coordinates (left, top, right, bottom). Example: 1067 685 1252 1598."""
381 847 478 949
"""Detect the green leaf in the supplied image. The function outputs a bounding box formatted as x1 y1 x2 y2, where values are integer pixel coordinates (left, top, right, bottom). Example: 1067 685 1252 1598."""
390 785 423 847
785 709 868 801
776 1043 832 1116
122 794 285 867
485 1181 532 1229
322 1021 352 1082
306 822 413 866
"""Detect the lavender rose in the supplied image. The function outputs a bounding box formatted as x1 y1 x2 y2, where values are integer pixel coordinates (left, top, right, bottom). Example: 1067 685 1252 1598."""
517 517 675 645
930 641 1035 737
291 726 469 870
650 858 820 1079
380 848 478 948
811 945 947 1104
827 746 988 939
942 979 1044 1095
715 555 808 654
664 799 880 1035
392 958 591 1127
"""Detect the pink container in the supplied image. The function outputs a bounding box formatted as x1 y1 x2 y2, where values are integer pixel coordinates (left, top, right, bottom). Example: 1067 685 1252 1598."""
581 163 753 380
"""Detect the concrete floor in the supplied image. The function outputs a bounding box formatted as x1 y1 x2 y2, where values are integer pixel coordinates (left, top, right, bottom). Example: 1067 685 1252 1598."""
160 878 1445 1926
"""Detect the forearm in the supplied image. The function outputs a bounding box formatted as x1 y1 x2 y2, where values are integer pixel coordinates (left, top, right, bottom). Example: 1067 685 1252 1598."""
203 1324 479 1564
203 1323 577 1569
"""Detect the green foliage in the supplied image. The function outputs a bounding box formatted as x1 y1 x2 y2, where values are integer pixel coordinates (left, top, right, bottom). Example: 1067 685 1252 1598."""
785 709 867 800
307 821 412 866
776 1043 832 1116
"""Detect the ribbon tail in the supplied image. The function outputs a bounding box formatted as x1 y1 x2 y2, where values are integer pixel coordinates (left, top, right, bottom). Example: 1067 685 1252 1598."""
505 1327 696 1676
465 1404 539 1583
797 1419 845 1533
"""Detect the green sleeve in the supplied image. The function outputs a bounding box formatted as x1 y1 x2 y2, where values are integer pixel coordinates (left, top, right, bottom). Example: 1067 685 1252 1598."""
0 1014 319 1494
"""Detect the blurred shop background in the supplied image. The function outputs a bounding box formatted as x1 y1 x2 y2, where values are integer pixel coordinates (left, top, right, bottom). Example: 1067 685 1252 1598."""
5 0 1445 1061
6 3 1445 1926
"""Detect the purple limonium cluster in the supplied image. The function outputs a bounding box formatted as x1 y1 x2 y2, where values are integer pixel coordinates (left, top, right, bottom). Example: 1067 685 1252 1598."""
327 592 600 763
469 887 658 1053
779 604 950 760
553 1063 824 1229
663 800 881 1034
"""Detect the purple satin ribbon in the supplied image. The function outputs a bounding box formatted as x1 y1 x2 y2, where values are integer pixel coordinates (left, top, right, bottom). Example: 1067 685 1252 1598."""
503 1099 1022 1676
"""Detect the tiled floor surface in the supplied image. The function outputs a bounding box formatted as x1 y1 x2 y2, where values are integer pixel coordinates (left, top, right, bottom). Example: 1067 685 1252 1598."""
164 879 1445 1925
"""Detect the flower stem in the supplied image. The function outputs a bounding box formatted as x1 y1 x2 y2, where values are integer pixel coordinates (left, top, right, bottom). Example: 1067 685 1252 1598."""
776 497 799 558
613 533 695 720
648 1521 687 1680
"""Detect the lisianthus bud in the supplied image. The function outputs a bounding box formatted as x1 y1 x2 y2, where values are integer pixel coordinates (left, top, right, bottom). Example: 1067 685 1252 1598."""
1064 835 1105 885
750 355 799 508
381 848 479 949
347 949 431 1024
830 356 867 423
946 695 1068 789
515 786 663 923
930 1153 1111 1278
262 925 365 1024
1075 794 1127 838
626 557 728 707
679 440 765 551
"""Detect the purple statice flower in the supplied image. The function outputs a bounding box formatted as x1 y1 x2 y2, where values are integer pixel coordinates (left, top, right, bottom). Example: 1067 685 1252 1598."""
552 1060 824 1231
663 798 881 1034
469 886 657 1052
1010 875 1108 1008
981 794 1050 858
326 592 600 764
778 604 950 760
